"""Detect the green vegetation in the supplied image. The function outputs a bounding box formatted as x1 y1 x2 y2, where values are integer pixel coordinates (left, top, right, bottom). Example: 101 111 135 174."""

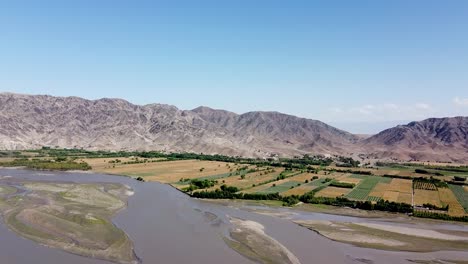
3 148 467 222
449 184 468 213
329 181 355 189
415 169 430 174
453 176 466 182
336 156 360 167
300 196 412 214
184 179 218 192
307 178 330 186
259 181 302 194
420 203 449 211
0 158 91 171
413 211 468 222
345 176 390 200
413 177 448 188
366 196 382 202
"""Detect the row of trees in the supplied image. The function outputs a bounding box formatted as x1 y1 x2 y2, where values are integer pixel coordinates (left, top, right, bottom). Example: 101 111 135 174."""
192 179 414 215
0 158 91 171
413 211 468 222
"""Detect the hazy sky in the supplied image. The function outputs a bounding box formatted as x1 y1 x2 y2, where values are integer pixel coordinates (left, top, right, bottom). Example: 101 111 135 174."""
1 1 467 133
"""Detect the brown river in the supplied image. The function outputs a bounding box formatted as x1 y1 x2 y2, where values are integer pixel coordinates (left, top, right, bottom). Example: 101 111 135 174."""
1 168 467 264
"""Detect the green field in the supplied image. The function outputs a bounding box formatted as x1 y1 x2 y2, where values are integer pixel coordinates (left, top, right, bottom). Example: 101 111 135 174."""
307 178 329 186
366 196 382 202
345 176 391 201
258 181 302 194
449 184 468 213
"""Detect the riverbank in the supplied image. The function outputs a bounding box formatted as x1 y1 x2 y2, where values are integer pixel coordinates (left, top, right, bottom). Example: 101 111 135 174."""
295 220 468 252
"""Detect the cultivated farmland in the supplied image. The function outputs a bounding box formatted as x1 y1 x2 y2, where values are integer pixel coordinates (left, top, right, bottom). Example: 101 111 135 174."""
414 189 442 207
258 181 302 194
439 187 466 216
315 187 351 198
83 159 237 183
413 181 437 191
449 184 468 213
77 156 468 219
345 176 391 201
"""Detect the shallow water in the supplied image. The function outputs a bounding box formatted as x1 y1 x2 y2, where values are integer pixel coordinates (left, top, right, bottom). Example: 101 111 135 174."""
1 168 467 264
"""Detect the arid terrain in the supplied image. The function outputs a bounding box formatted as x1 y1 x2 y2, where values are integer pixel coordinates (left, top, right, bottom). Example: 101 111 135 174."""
83 157 468 219
1 93 467 162
295 220 468 252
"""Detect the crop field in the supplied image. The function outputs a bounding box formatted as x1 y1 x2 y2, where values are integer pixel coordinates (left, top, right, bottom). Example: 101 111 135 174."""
288 173 321 183
84 159 237 183
364 178 413 204
345 176 391 201
449 184 468 213
75 156 468 218
258 181 302 194
207 168 286 191
242 172 314 194
281 185 318 196
315 187 351 198
439 188 466 216
389 179 413 193
242 172 326 195
308 178 330 186
413 181 437 191
337 174 363 185
414 189 442 207
382 191 400 202
81 157 167 170
368 182 389 198
396 193 413 204
366 196 382 202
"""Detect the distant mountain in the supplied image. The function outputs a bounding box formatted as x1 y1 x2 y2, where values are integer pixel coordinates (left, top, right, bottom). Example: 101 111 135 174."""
0 93 466 162
361 117 468 162
0 93 358 158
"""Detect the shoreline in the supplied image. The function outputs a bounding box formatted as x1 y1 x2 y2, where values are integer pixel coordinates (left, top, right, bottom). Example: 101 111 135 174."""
2 166 466 226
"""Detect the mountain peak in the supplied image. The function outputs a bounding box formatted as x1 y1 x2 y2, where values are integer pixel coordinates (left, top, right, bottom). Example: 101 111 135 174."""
0 93 466 162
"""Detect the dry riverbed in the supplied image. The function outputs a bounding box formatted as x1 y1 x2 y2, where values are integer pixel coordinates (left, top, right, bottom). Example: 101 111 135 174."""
0 179 138 264
224 217 301 264
295 220 468 252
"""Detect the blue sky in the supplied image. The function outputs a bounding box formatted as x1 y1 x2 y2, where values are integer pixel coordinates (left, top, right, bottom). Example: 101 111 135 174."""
1 0 467 133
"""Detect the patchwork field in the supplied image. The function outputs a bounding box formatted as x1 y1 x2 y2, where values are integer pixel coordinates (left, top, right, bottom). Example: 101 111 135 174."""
345 176 391 201
281 185 318 196
80 157 468 218
208 168 285 191
414 189 442 207
365 178 413 204
83 159 238 183
315 187 351 198
244 173 321 194
449 184 468 213
439 188 466 217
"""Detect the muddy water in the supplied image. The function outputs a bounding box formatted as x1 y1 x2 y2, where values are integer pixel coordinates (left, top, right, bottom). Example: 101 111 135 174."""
1 168 467 264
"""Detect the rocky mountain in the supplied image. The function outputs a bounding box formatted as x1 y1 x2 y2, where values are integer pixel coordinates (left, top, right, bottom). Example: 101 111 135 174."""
0 93 466 162
0 93 358 158
361 117 468 162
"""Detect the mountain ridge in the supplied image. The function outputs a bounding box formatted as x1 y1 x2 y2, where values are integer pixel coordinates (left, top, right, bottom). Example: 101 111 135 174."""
0 93 466 162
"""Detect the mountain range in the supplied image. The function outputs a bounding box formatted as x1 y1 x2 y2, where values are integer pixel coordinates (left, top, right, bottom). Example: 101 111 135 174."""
0 93 466 162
